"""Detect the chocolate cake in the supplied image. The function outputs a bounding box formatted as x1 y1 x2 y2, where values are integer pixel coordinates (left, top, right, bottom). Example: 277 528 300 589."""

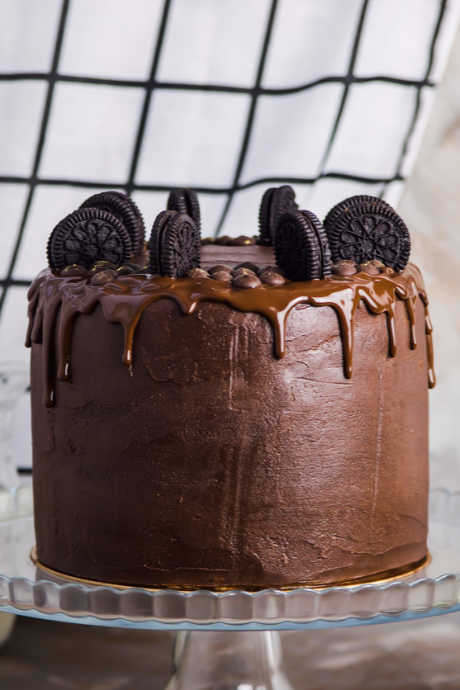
27 189 434 589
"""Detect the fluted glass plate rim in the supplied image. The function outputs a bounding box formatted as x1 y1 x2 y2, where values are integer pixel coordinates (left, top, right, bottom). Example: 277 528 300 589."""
0 485 459 630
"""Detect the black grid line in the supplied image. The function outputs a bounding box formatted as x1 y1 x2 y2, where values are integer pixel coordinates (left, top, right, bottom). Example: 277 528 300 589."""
126 0 172 194
0 72 436 93
380 0 447 198
17 467 32 476
0 280 31 288
0 170 405 194
214 0 279 236
317 0 370 177
0 0 449 294
0 0 70 318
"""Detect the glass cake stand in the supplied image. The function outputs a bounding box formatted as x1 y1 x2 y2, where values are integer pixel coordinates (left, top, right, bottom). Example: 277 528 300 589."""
0 484 459 689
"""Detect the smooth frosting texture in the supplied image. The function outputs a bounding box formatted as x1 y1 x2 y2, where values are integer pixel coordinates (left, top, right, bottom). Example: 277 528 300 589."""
28 262 432 588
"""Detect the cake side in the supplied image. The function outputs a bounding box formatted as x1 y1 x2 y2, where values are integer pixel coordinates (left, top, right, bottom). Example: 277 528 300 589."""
30 268 430 588
28 189 433 589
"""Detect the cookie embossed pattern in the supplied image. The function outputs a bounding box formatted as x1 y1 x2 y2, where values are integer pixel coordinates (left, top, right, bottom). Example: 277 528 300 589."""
27 188 434 591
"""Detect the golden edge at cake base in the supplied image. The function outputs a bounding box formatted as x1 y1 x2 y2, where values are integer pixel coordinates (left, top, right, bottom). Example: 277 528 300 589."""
31 547 430 592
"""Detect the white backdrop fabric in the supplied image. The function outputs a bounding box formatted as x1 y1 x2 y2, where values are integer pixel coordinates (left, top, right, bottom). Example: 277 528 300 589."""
0 0 459 481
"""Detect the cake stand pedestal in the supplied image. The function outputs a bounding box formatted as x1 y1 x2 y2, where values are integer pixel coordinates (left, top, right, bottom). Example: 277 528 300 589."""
167 630 291 689
0 611 15 644
1 485 460 689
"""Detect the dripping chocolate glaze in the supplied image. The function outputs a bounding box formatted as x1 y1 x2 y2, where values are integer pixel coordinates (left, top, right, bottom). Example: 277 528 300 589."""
26 264 435 407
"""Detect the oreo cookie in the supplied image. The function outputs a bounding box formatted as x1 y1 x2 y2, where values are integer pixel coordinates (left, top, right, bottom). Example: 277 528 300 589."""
258 185 298 245
80 191 145 254
300 209 332 278
275 210 331 281
167 189 201 231
149 210 200 278
48 208 132 272
323 195 411 272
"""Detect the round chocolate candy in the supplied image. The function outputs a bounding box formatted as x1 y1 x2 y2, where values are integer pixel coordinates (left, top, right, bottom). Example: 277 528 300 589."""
89 260 118 273
258 185 298 245
90 268 117 285
214 235 232 246
188 267 209 279
275 210 332 281
233 262 260 275
323 195 411 273
233 272 262 289
47 208 132 272
332 260 357 277
116 263 143 275
60 264 89 278
167 189 201 231
360 261 381 276
209 264 232 274
227 235 255 246
80 191 145 254
211 269 232 284
233 267 257 278
259 267 286 286
149 210 200 278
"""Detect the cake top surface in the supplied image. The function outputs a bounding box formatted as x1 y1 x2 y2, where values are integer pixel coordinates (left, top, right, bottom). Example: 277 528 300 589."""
45 187 412 280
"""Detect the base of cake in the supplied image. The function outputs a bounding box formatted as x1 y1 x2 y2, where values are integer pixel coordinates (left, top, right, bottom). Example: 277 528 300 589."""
31 548 429 592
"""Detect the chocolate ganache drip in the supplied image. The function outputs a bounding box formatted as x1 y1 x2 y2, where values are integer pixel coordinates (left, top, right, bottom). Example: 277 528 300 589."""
26 264 435 407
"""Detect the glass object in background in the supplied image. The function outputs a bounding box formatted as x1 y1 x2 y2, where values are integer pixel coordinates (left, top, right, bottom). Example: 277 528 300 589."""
0 364 31 488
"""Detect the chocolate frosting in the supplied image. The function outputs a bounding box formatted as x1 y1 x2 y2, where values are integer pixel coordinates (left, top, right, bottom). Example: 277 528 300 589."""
28 260 433 588
27 263 435 408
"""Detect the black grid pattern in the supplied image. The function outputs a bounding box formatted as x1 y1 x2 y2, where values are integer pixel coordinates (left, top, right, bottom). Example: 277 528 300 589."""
0 0 450 319
0 0 455 480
